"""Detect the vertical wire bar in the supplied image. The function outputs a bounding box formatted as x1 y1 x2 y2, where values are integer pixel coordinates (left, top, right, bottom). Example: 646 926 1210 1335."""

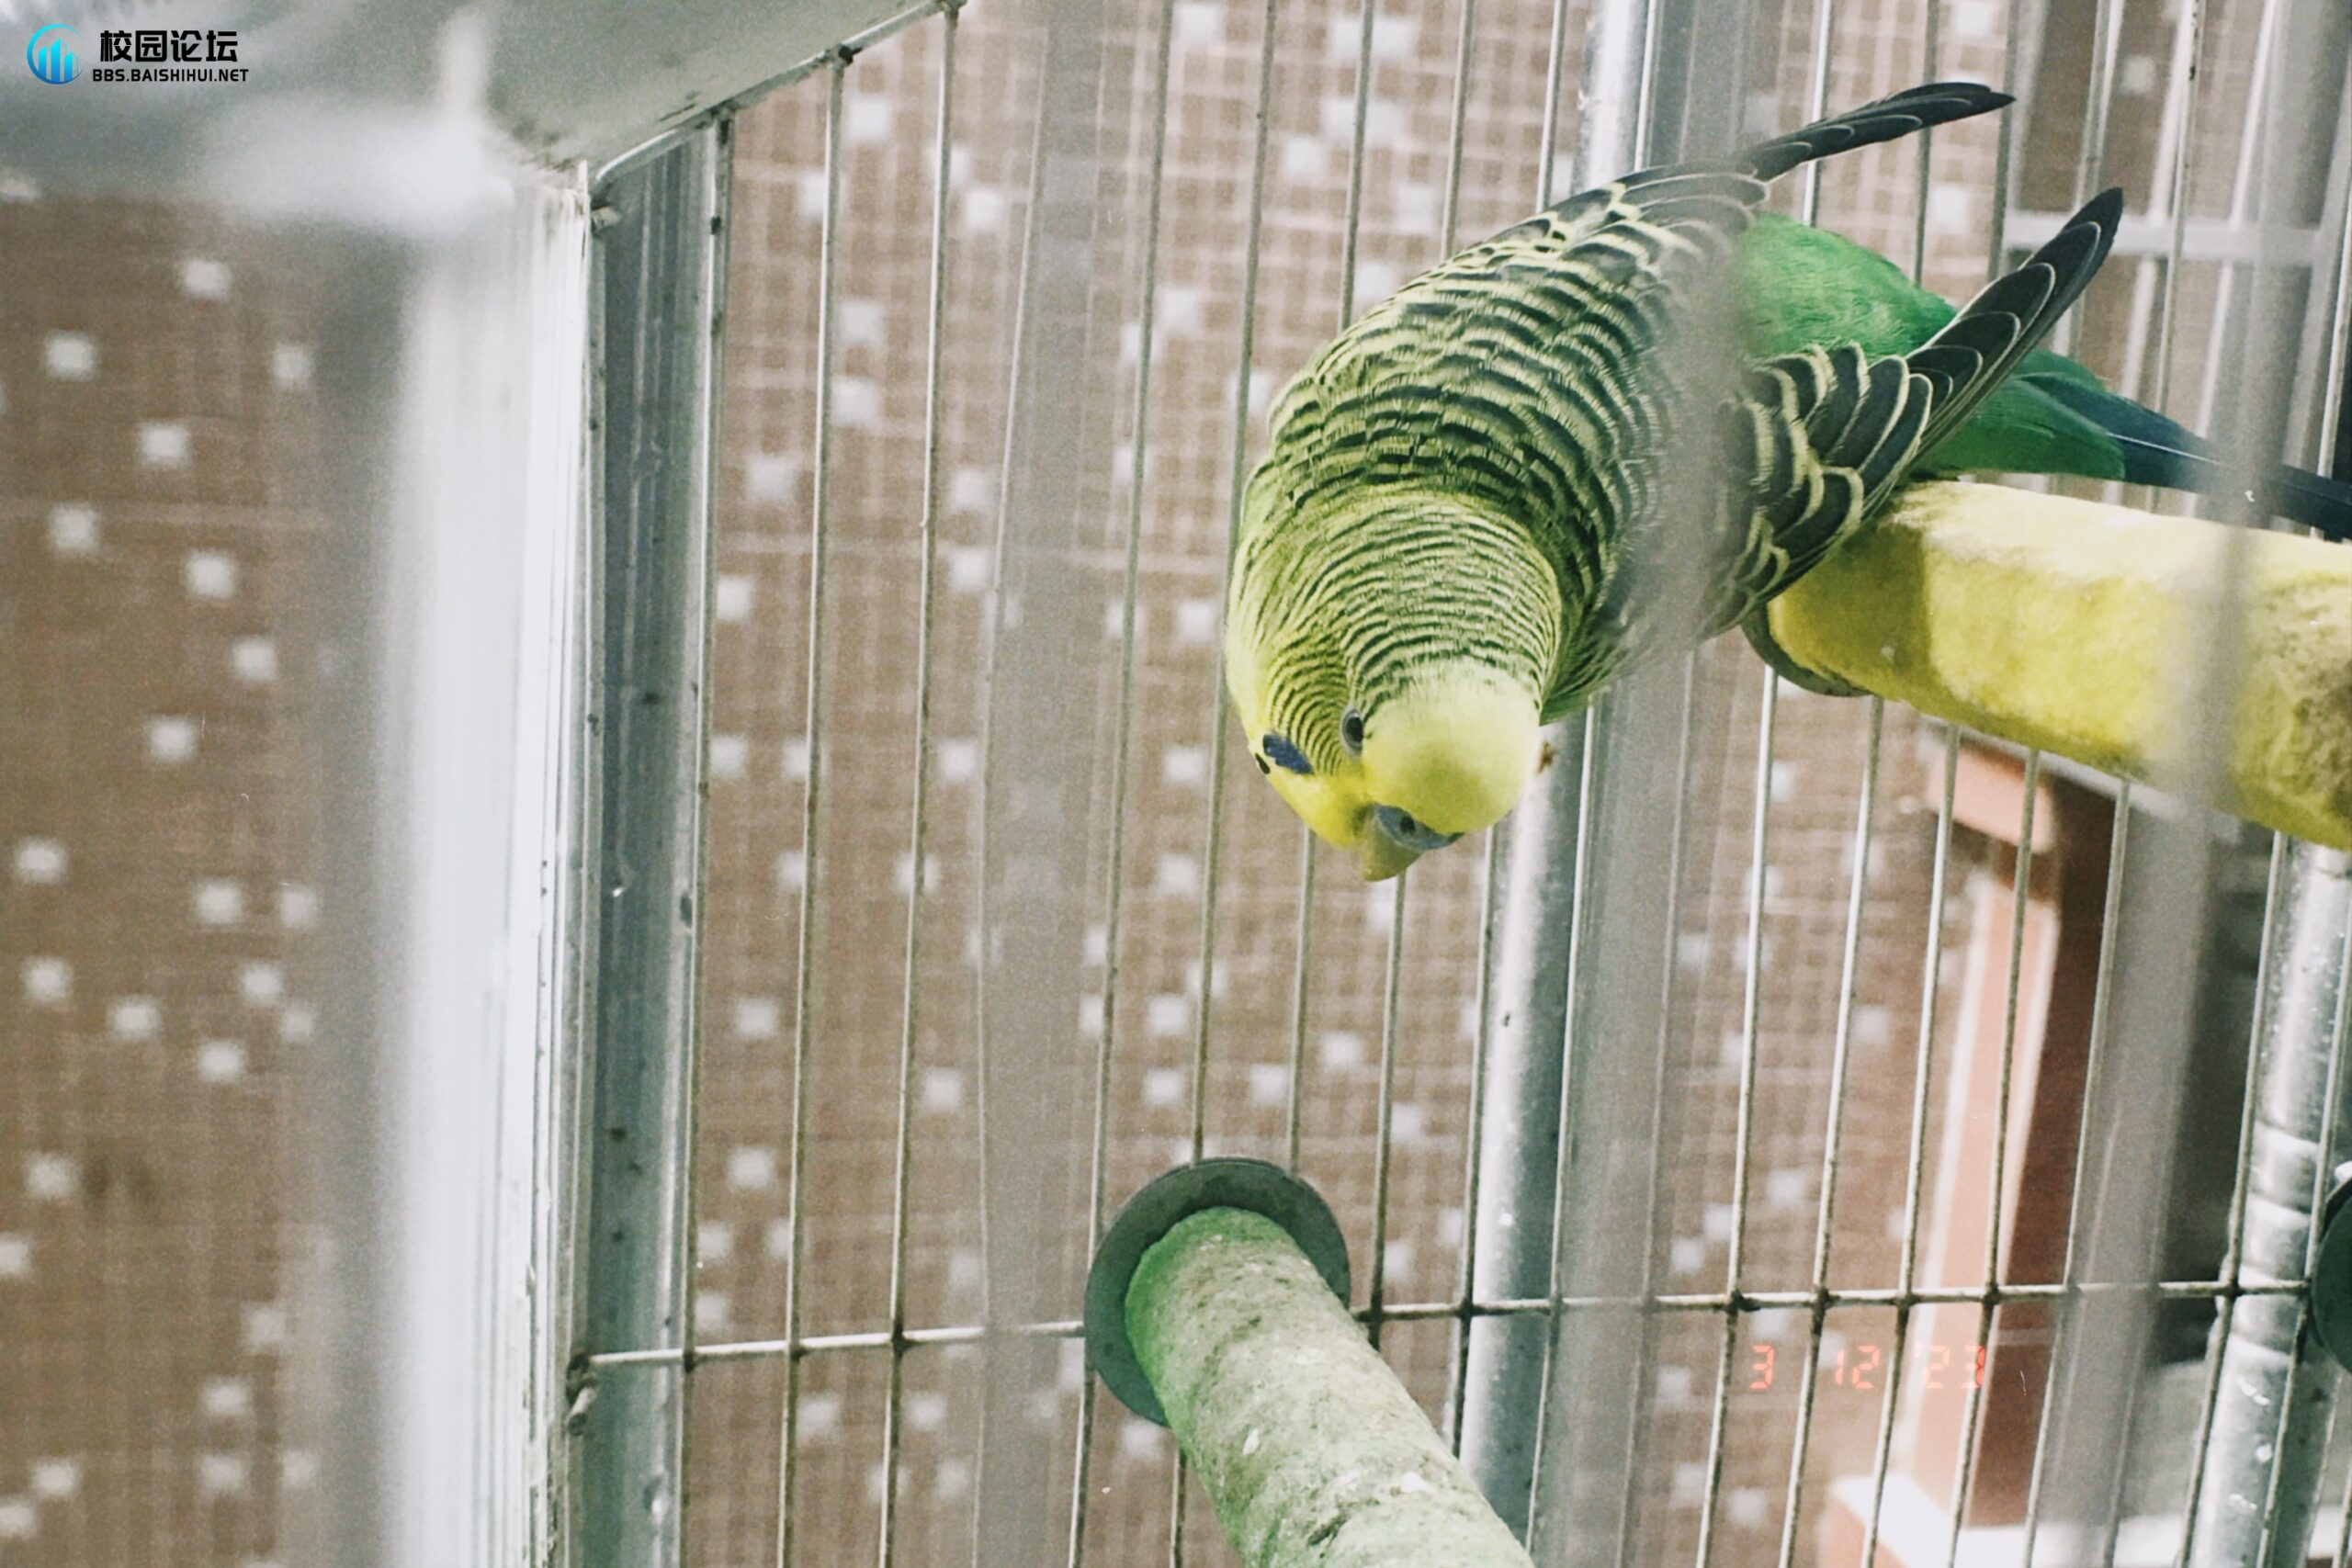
1690 673 1781 1568
1769 705 1884 1568
1368 878 1408 1349
1521 705 1602 1551
1269 0 1387 1188
571 113 730 1568
1178 0 1283 1556
1939 753 2041 1568
1848 11 1959 1561
1282 831 1317 1174
1854 748 1967 1568
2013 0 2151 1545
1924 9 2043 1558
1066 1 1179 1560
2015 781 2134 1568
2171 838 2290 1564
1611 650 1704 1568
1690 0 1843 1547
1434 0 1492 1452
1203 0 1275 1166
2188 0 2287 439
878 17 957 1568
1273 0 1391 1416
2333 1461 2352 1568
2248 871 2352 1566
1533 0 1577 207
673 118 735 1562
772 57 847 1568
1463 0 1634 1529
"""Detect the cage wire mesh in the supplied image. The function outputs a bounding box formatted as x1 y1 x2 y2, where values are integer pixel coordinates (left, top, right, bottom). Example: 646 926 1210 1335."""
555 0 2352 1566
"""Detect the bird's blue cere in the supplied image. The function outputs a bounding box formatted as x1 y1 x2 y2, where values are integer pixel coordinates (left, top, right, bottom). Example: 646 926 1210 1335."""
1374 804 1459 852
1263 732 1313 775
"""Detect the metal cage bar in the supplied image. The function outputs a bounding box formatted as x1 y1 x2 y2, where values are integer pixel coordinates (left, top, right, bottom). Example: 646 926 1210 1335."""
771 58 844 1568
565 116 733 1568
1456 0 1631 1527
880 12 961 1567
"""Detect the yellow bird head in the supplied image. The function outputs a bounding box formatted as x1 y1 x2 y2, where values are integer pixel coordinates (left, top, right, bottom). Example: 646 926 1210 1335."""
1224 634 1545 882
1222 481 1562 879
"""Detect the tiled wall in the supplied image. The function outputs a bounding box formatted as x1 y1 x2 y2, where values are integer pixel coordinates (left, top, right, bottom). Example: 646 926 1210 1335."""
1 202 326 1566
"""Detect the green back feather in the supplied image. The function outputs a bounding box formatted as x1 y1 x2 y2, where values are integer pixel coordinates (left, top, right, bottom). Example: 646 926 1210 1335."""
1738 214 2127 481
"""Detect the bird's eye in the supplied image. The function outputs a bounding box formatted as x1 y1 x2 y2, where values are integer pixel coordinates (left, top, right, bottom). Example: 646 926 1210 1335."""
1253 752 1271 775
1340 707 1364 755
1262 732 1312 775
1373 804 1460 853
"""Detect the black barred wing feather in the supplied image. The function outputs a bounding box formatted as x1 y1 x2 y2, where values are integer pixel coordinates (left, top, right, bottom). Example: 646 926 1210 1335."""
1711 187 2123 635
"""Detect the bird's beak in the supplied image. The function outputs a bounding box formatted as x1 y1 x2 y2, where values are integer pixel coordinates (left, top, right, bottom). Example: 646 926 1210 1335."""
1353 831 1419 883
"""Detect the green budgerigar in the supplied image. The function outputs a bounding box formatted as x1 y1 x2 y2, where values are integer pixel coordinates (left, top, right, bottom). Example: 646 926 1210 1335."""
1224 82 2352 881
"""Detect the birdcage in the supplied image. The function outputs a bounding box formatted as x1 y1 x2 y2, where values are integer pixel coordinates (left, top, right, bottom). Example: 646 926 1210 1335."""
4 1 2350 1567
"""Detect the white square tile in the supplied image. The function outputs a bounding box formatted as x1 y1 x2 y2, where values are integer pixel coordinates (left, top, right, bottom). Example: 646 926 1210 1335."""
195 879 244 925
181 257 232 298
239 963 284 1006
832 377 882 429
197 1041 248 1084
199 1453 249 1495
26 1154 79 1201
21 957 71 1005
49 503 98 555
726 1145 778 1190
713 573 755 623
186 550 238 600
243 1303 288 1352
744 452 800 502
707 734 750 779
845 96 895 144
921 1066 964 1113
231 637 277 682
148 716 198 763
139 422 191 468
949 465 995 514
1174 597 1217 643
43 332 95 379
13 838 65 885
272 343 313 389
203 1377 253 1418
108 996 160 1040
838 299 885 348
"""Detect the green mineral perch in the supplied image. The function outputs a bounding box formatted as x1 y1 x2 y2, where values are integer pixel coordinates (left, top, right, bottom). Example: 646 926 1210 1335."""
1123 1205 1534 1568
1761 480 2352 852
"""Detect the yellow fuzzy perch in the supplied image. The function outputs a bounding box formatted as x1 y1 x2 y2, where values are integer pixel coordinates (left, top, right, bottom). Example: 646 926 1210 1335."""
1763 480 2352 852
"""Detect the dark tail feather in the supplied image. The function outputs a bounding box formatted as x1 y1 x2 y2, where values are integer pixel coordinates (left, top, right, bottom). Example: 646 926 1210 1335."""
1905 190 2124 464
1737 82 2013 183
2036 378 2352 542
